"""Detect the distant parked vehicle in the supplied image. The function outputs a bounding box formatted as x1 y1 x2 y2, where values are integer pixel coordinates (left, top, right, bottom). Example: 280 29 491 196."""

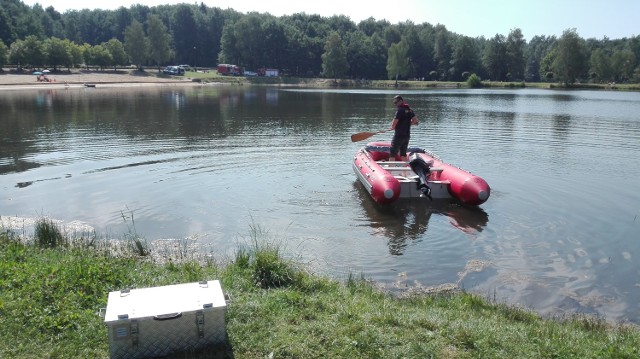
217 64 242 76
163 66 185 75
257 68 279 77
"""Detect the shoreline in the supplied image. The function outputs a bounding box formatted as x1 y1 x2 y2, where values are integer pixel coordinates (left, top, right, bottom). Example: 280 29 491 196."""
2 69 638 92
0 69 202 91
0 81 205 91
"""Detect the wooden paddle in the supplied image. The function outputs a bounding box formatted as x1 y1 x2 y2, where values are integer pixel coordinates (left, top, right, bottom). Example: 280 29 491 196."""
350 129 389 142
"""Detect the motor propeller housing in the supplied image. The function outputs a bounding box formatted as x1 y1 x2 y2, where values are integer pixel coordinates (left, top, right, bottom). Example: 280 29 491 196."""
409 153 433 200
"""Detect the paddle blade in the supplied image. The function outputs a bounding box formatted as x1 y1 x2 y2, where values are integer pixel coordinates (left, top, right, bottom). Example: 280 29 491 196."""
351 131 379 142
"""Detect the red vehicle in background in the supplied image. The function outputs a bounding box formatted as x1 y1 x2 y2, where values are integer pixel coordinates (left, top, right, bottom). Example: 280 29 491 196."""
217 64 242 76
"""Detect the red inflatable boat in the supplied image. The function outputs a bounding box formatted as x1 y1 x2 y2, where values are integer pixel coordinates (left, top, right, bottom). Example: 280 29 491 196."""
352 142 490 206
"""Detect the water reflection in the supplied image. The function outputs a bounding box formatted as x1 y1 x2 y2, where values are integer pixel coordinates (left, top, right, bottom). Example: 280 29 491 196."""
552 114 571 131
164 91 186 109
443 205 490 235
0 158 41 175
34 89 56 108
353 182 489 255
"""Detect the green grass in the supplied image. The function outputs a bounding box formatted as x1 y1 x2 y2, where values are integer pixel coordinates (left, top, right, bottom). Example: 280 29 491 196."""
136 68 640 91
1 220 639 358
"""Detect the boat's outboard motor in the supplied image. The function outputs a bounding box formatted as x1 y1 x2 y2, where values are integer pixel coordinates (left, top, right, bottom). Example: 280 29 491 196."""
409 153 432 200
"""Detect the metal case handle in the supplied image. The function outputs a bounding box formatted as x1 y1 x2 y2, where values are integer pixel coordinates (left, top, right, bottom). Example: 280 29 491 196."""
153 312 182 320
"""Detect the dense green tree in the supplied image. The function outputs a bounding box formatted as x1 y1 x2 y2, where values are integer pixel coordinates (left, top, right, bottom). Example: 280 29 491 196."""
506 28 526 81
357 17 389 37
0 7 16 45
80 43 91 69
37 5 64 39
1 1 639 83
483 34 508 81
277 25 309 76
260 18 289 70
344 29 387 79
0 40 8 68
112 7 133 42
402 26 427 78
68 41 85 68
387 40 409 85
321 31 348 81
171 4 198 66
283 12 327 44
627 35 640 71
540 47 557 81
217 23 240 65
525 35 556 82
87 44 112 70
197 7 226 68
229 13 265 69
370 34 390 79
432 25 452 80
326 15 356 36
344 30 371 79
8 40 27 70
61 10 80 43
44 37 71 70
60 9 117 45
451 36 480 81
610 48 636 82
14 11 45 40
104 38 128 70
8 35 45 69
384 26 402 48
189 7 216 69
589 48 612 82
1 0 30 41
123 20 148 70
128 4 152 25
147 14 173 68
59 39 79 69
416 24 436 78
633 67 640 83
284 13 328 76
553 28 588 84
220 12 294 71
72 9 115 45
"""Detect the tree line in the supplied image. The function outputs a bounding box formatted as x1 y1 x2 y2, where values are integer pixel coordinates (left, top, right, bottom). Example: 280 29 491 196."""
1 0 639 84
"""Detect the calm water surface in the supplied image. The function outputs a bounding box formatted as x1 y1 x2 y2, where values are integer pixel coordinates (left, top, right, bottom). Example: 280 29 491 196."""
1 85 639 323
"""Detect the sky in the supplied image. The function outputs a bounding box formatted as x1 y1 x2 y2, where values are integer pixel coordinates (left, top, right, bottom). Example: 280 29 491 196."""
21 0 639 40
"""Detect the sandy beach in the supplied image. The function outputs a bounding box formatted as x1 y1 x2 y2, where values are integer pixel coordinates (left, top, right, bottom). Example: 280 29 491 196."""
0 69 201 90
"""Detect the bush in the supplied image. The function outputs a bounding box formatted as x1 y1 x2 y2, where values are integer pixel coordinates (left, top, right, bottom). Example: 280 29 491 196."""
34 218 64 248
466 73 482 88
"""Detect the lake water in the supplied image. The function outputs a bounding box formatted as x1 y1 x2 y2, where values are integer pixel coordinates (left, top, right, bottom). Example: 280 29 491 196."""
1 85 639 324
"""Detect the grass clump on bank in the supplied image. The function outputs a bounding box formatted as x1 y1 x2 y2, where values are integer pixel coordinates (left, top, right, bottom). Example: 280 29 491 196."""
1 219 639 358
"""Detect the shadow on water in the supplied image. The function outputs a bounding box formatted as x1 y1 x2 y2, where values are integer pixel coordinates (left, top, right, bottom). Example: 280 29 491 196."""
352 182 489 255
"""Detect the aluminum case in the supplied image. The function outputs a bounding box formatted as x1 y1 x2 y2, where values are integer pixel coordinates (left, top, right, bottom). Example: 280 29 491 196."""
104 280 227 359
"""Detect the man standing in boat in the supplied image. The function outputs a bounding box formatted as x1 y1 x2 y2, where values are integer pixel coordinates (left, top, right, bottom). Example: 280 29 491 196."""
390 95 419 161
